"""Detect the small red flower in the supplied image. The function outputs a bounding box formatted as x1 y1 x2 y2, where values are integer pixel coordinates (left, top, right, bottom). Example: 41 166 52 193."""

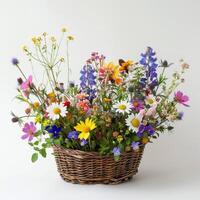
63 101 70 107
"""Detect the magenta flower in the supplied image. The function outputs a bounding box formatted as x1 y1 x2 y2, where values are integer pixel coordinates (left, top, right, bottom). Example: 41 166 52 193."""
20 75 33 91
132 99 144 111
21 122 36 141
174 91 189 106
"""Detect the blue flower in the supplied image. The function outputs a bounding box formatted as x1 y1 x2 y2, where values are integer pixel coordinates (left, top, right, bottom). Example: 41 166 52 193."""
136 124 146 137
139 47 158 89
136 124 155 137
112 147 121 156
45 125 61 138
145 125 155 136
131 141 140 150
80 65 96 101
68 131 78 140
11 58 19 65
80 139 88 146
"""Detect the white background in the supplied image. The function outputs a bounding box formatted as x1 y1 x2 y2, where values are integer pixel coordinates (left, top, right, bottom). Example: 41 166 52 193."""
0 0 200 199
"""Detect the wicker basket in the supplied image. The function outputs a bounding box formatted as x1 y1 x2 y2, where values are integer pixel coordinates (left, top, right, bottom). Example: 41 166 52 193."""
53 145 145 184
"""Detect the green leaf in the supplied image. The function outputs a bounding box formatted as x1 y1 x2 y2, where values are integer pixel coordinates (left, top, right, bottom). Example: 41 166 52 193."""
39 148 47 158
31 153 38 163
33 147 40 151
54 139 61 146
132 135 140 142
114 155 120 162
28 142 34 146
34 141 39 145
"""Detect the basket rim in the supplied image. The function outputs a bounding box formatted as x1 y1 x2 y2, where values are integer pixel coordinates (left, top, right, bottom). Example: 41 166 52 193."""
53 144 145 157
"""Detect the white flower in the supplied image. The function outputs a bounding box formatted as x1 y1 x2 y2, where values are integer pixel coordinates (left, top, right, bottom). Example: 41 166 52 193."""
46 103 67 120
145 95 158 107
113 100 132 114
126 112 143 132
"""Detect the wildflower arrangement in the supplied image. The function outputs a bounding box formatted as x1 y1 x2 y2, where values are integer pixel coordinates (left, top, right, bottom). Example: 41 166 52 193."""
12 29 189 162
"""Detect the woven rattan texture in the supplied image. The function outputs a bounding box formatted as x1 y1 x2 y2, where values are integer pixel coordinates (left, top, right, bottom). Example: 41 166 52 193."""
53 145 145 184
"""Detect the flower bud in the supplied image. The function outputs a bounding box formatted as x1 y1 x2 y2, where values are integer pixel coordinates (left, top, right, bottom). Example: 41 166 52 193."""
25 108 31 114
112 131 119 138
17 77 23 85
128 85 134 93
11 117 19 123
162 60 168 68
69 81 75 88
12 58 19 65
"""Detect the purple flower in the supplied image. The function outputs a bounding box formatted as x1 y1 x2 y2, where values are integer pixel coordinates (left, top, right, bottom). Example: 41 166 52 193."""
177 111 184 120
136 124 155 137
80 139 88 146
139 47 158 89
136 124 146 137
68 131 78 140
11 58 19 65
145 125 155 136
112 147 121 156
132 99 144 111
131 141 140 150
174 91 189 106
46 125 61 138
21 122 36 141
80 65 96 101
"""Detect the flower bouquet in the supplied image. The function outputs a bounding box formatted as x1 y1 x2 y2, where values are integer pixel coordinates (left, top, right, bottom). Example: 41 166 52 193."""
11 28 189 184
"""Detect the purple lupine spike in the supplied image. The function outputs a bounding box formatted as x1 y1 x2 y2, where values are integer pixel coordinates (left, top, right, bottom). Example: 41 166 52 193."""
79 64 96 102
139 47 158 89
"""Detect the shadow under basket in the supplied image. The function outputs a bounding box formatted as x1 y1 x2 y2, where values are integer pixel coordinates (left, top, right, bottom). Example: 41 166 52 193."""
53 145 145 184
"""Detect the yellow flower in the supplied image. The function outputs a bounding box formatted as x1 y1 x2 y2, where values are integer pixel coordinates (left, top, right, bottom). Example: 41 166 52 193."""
50 36 56 43
67 35 74 40
33 101 40 109
117 135 123 143
61 27 67 32
106 62 122 85
22 46 28 52
35 114 42 123
74 118 96 140
42 119 50 127
32 37 41 46
60 57 65 62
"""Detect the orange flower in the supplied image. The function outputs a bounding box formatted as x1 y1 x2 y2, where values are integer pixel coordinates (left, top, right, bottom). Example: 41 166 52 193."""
119 59 134 72
99 62 122 85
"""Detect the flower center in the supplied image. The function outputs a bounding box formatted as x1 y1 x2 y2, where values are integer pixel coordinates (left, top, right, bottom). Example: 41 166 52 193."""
131 118 140 127
133 101 139 107
119 104 126 110
53 107 61 115
82 126 90 133
147 99 154 104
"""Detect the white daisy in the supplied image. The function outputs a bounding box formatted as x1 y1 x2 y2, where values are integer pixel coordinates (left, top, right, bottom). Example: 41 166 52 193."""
46 103 67 120
113 100 132 114
126 113 143 132
145 95 158 107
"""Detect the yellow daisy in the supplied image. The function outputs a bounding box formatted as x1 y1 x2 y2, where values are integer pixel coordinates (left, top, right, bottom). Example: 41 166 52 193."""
74 118 96 140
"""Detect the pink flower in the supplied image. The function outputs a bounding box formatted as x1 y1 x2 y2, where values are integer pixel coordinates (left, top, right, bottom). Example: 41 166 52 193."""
76 100 90 112
76 93 88 100
132 99 144 111
146 105 157 116
20 75 33 91
21 122 36 141
174 91 189 106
